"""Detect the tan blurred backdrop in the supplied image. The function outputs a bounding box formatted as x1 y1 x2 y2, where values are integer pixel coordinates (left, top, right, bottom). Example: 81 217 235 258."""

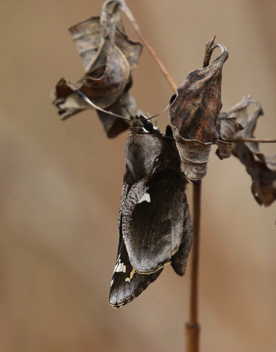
0 0 276 351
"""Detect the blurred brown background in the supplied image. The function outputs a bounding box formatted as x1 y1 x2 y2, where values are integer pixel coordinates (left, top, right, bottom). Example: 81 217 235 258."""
0 0 276 351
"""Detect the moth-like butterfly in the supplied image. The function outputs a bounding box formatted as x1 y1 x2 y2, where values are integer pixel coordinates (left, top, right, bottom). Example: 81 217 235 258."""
75 90 193 308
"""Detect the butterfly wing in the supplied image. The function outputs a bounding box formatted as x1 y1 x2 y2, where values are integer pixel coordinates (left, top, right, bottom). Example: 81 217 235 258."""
110 167 163 308
121 169 190 274
109 238 163 308
171 202 193 276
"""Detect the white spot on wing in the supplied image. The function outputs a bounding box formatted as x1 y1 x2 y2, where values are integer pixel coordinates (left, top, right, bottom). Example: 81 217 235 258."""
138 192 151 204
112 252 126 275
115 262 126 273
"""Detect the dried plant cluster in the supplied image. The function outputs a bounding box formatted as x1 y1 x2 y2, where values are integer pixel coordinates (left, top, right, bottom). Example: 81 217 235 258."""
53 0 276 206
54 0 142 137
225 97 276 206
52 0 276 311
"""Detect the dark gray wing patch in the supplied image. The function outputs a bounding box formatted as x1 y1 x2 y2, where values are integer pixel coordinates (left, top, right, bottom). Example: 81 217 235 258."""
121 172 187 274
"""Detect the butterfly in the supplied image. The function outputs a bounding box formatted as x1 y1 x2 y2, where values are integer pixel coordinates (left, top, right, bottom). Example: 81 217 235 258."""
109 119 193 307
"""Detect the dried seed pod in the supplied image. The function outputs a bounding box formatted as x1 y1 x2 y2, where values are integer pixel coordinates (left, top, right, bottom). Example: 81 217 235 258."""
169 40 228 181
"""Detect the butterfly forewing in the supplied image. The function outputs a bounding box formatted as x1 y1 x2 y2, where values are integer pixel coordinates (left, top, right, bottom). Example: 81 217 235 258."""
121 169 188 274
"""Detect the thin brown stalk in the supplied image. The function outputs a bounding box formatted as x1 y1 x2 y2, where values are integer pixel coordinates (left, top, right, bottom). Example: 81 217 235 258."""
185 38 216 352
121 4 178 94
186 181 201 352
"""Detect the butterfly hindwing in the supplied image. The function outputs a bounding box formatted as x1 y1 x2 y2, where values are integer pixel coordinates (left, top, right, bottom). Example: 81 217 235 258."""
109 238 163 308
110 165 163 308
171 201 193 276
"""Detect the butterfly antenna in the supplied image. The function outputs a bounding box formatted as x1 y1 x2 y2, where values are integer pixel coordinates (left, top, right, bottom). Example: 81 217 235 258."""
75 90 131 121
76 89 170 122
145 103 170 121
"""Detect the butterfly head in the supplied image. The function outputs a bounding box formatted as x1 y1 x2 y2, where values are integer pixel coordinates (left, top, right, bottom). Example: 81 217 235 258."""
130 115 154 134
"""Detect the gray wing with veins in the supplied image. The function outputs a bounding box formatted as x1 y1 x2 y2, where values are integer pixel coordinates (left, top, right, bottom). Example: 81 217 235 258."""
121 169 191 274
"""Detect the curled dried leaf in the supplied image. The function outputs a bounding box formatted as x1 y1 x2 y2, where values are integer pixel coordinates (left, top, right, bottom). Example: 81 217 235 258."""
229 96 276 168
54 18 130 110
229 96 276 205
215 112 243 159
69 17 105 73
232 143 276 206
53 1 143 138
169 39 228 181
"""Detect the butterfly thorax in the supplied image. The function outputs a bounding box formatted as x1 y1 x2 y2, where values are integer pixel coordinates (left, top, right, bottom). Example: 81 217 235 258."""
125 131 163 182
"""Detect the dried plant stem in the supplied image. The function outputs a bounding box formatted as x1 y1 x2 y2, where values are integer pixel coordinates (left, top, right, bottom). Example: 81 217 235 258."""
183 38 216 352
186 181 201 352
121 6 202 350
122 4 178 93
229 138 276 143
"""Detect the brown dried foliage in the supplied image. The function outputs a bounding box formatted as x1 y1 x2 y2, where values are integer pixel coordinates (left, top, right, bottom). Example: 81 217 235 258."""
52 3 276 207
226 96 276 206
169 39 228 181
53 1 142 138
